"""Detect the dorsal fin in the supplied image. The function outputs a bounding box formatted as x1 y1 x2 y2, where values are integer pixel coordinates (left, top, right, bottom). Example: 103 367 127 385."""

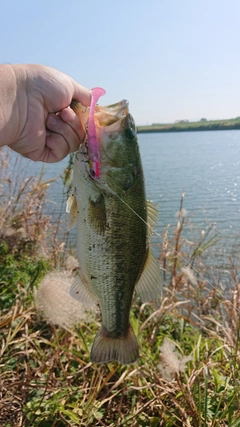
147 200 158 229
135 249 162 303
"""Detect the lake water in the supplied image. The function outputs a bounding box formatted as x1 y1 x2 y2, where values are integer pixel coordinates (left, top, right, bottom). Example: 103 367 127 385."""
4 130 240 261
139 130 240 248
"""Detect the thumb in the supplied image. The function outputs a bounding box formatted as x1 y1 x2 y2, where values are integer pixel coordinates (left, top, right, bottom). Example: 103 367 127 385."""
71 80 91 107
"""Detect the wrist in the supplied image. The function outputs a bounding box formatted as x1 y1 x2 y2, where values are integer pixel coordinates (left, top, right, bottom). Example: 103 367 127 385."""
0 64 28 147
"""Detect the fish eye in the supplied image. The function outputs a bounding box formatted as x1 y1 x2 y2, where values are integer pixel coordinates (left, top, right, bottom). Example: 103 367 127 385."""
123 115 136 140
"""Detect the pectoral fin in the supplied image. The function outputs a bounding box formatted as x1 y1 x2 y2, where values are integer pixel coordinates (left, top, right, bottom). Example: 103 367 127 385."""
88 194 107 234
135 249 162 302
66 194 78 231
69 270 98 307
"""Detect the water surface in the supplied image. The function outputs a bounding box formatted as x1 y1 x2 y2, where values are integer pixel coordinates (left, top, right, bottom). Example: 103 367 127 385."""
139 130 240 244
4 130 240 259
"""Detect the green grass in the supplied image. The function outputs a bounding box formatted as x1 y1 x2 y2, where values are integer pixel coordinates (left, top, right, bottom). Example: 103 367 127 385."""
1 293 240 426
1 149 240 426
137 117 240 133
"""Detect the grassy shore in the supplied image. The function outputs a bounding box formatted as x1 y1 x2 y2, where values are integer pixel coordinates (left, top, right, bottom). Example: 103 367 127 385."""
1 149 240 426
137 117 240 133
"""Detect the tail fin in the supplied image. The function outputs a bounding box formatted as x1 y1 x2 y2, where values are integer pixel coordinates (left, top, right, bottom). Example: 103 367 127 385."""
90 325 139 365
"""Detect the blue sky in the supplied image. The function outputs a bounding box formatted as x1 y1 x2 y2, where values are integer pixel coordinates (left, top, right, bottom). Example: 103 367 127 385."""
1 0 240 125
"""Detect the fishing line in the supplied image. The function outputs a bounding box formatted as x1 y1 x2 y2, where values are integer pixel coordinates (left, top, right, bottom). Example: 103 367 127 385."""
98 177 240 315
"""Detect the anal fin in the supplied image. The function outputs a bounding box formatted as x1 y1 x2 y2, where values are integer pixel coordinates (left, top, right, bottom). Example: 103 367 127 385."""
69 270 98 307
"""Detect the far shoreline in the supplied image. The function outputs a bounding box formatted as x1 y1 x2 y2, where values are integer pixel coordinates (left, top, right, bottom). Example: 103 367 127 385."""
137 118 240 133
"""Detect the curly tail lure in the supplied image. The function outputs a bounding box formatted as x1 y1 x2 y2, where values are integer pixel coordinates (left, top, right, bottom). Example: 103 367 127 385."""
88 87 106 179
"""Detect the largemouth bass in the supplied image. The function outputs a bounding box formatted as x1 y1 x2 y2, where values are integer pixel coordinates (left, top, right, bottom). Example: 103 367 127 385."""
67 90 162 364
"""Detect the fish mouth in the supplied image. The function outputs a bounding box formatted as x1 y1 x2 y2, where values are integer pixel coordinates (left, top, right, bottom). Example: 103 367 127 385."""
94 100 129 128
71 99 131 131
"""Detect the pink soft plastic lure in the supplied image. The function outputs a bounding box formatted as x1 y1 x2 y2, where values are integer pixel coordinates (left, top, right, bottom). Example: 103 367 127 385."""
88 87 106 179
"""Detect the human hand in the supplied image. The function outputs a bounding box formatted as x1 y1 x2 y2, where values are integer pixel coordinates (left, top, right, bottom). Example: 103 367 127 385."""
6 64 91 162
